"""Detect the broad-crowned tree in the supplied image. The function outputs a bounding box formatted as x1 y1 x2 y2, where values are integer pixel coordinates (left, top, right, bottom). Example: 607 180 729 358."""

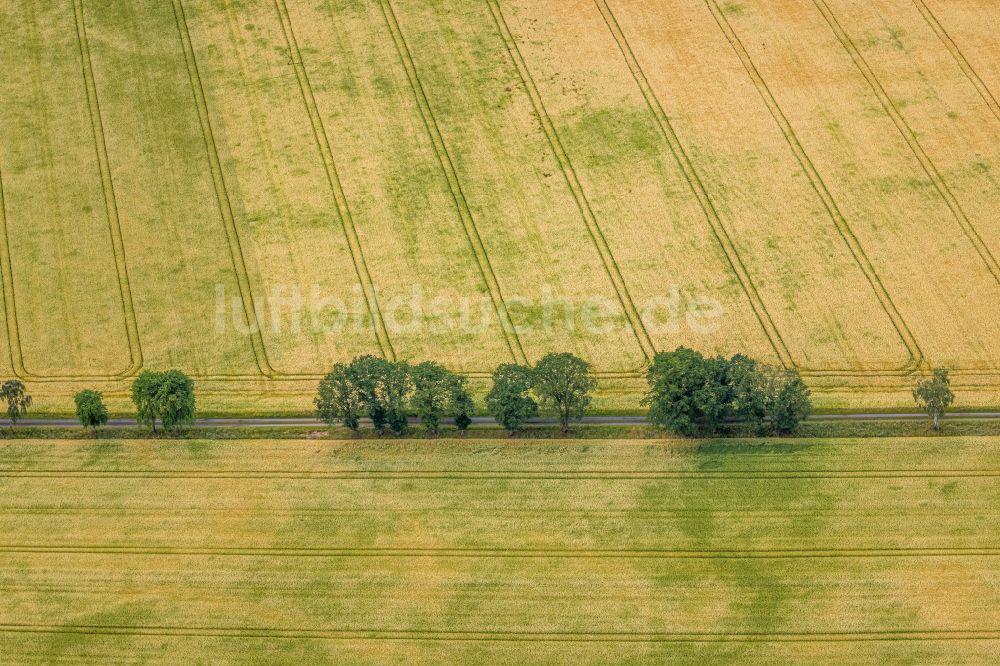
410 361 455 435
532 352 596 433
75 389 109 431
315 363 365 435
485 363 537 435
130 370 195 432
643 347 729 436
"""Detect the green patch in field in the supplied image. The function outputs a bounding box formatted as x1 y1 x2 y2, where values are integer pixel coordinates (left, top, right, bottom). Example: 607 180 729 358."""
185 439 217 459
939 480 959 497
79 441 125 468
971 161 991 174
560 105 664 169
695 439 811 457
720 1 747 17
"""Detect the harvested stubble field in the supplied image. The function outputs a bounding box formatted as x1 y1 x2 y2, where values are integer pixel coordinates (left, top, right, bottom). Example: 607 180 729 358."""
0 436 997 662
1 0 1000 413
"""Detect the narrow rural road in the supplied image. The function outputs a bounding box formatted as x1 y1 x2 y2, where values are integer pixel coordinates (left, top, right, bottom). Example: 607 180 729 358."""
4 413 1000 428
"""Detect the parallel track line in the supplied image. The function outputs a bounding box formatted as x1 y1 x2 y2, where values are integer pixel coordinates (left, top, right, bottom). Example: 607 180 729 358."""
0 623 996 643
487 0 654 364
372 0 526 365
71 0 143 378
273 0 394 362
593 0 793 369
911 0 1000 123
1 545 996 559
170 0 275 376
703 0 922 374
2 469 997 479
811 0 1000 285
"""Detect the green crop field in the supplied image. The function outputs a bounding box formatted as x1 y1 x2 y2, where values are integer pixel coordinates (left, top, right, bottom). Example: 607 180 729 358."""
0 436 997 662
2 0 1000 415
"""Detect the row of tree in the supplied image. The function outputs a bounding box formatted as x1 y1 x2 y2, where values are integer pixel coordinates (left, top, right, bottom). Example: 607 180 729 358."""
315 348 814 436
644 348 811 436
73 370 196 432
0 350 958 435
315 352 596 436
316 356 471 436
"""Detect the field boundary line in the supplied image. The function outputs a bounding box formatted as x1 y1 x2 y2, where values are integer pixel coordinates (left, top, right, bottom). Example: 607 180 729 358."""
4 469 998 479
170 0 275 377
811 0 1000 285
3 545 997 559
373 0 526 365
593 0 793 370
0 169 26 379
0 623 997 643
0 4 142 382
911 0 1000 123
486 0 654 364
71 0 143 378
272 0 394 362
217 2 341 378
704 0 922 374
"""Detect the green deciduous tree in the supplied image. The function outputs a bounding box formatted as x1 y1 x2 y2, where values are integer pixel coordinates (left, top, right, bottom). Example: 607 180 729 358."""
452 380 474 436
764 366 811 435
74 389 108 431
381 361 413 436
645 349 812 437
485 363 537 435
130 372 160 431
643 347 729 436
349 355 392 434
315 363 365 435
532 352 596 433
726 354 768 433
0 379 31 428
130 370 195 432
411 362 474 436
411 361 456 435
913 369 954 431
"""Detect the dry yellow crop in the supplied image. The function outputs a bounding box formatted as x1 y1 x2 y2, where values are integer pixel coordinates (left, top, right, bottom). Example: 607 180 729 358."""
1 436 998 662
1 0 999 413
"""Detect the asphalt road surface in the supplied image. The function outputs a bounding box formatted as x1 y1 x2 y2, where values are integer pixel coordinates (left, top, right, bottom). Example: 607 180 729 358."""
3 413 1000 428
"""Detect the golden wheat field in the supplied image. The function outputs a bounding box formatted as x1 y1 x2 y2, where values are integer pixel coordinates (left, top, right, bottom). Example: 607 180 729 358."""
1 0 999 414
1 436 999 663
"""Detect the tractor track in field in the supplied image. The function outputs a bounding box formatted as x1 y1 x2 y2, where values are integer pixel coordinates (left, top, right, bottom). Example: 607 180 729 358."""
0 545 998 559
594 0 793 371
0 623 997 643
70 0 143 380
374 0 527 367
3 469 999 481
0 507 974 516
811 0 1000 286
599 0 925 379
487 0 654 366
0 1 142 383
910 0 1000 124
272 0 395 364
170 0 276 377
210 0 341 373
703 0 923 375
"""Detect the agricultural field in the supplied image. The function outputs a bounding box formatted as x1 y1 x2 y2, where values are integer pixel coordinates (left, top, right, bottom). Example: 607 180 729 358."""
2 0 1000 414
0 436 997 662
